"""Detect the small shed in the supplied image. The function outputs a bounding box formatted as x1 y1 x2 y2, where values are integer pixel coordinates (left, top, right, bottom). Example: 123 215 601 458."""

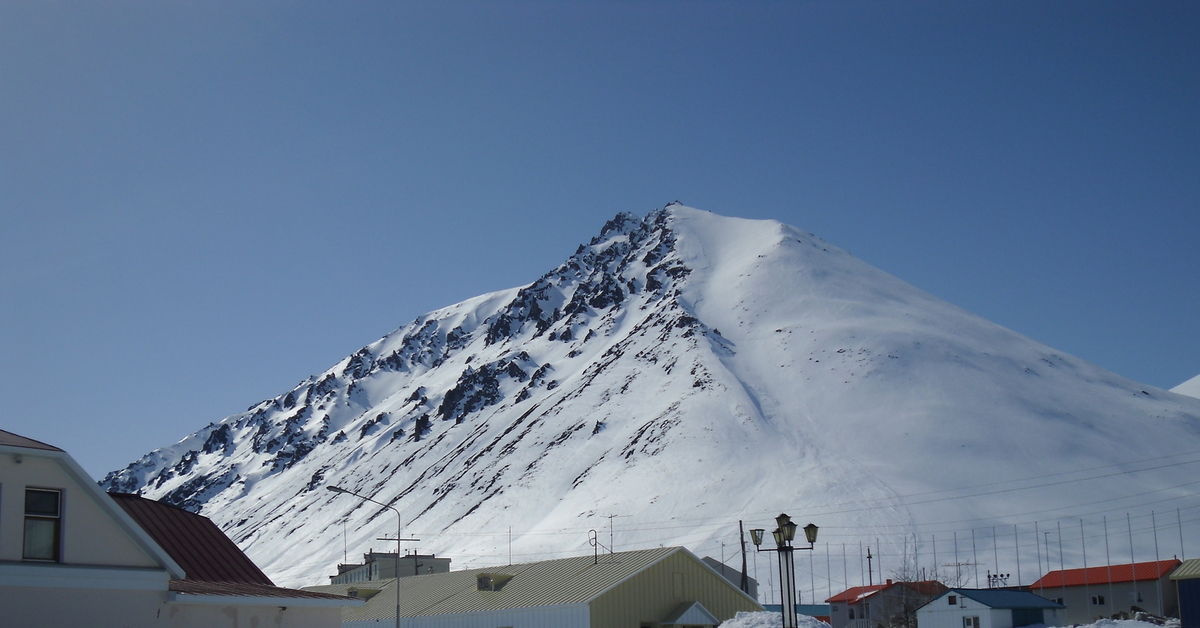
917 589 1065 628
1171 559 1200 628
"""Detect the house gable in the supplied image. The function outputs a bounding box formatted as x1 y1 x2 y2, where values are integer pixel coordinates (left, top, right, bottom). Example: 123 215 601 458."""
590 548 761 628
0 437 181 576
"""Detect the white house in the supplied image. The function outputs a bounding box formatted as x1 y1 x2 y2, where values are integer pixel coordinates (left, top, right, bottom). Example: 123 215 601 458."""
917 589 1065 628
0 429 359 628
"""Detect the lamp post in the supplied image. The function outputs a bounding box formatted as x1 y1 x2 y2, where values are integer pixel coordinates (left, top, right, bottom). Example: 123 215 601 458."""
327 485 402 628
751 514 818 628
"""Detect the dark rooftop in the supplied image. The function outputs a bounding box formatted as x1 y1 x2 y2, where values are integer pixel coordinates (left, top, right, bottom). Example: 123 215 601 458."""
952 589 1066 610
0 429 63 452
109 492 274 585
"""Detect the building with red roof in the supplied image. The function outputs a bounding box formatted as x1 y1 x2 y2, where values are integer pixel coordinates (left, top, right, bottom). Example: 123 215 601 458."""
827 579 948 628
1028 559 1181 623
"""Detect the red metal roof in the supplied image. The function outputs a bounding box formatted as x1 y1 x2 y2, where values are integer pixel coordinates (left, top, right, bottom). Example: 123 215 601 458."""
0 429 63 451
827 584 887 603
109 492 274 585
827 581 947 604
1029 559 1181 589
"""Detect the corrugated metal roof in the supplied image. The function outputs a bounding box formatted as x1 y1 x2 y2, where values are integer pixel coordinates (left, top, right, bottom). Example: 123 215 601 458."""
1170 559 1200 581
169 580 356 600
953 589 1065 610
1029 559 1181 589
109 492 274 585
0 429 63 451
305 546 682 622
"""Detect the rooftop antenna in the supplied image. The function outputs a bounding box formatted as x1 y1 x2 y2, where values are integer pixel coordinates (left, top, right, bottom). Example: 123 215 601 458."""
589 529 611 564
605 514 627 554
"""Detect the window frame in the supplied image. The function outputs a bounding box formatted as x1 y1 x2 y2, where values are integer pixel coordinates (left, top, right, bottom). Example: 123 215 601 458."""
23 487 63 562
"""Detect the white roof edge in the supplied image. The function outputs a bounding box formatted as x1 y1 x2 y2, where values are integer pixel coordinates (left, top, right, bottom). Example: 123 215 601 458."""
0 443 186 579
167 592 365 607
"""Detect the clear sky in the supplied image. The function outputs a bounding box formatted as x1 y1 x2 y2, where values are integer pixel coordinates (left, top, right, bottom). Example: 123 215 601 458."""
1 1 1197 479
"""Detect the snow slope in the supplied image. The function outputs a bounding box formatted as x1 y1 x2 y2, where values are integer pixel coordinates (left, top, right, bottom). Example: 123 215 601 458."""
1172 373 1200 400
101 206 1200 588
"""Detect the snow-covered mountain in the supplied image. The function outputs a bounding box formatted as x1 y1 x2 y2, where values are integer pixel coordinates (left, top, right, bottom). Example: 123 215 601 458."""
1173 374 1200 400
102 206 1200 588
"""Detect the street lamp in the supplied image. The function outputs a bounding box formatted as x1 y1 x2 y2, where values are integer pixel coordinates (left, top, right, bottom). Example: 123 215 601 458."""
751 513 818 628
327 485 402 628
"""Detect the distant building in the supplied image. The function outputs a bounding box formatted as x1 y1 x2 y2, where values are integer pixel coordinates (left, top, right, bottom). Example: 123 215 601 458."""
1171 559 1200 628
306 546 762 628
1028 559 1181 623
0 428 359 628
917 589 1064 628
330 551 452 584
828 580 948 628
701 556 759 600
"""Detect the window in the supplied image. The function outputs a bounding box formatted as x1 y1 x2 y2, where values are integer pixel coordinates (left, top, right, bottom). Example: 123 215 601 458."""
849 608 855 620
1052 598 1063 605
963 617 980 628
23 489 61 561
1092 595 1105 605
948 596 958 605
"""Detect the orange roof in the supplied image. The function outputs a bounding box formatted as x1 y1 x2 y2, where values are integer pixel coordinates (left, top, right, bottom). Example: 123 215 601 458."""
826 581 947 604
827 584 887 604
1030 559 1180 589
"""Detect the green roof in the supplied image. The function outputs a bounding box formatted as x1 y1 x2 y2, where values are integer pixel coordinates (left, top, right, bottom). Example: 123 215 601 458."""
305 546 685 622
1170 559 1200 581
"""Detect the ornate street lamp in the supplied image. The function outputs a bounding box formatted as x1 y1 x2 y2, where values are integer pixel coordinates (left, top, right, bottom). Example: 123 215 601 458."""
751 513 818 628
327 485 402 628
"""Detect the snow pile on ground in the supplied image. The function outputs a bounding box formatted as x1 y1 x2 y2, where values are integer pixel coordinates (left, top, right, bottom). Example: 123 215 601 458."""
717 617 1179 628
720 612 830 628
1087 620 1180 628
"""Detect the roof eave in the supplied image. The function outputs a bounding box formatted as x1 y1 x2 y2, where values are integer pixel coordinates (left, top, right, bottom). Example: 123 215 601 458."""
167 592 365 608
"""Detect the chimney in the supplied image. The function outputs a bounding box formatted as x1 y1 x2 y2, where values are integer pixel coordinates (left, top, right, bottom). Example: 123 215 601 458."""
886 579 893 585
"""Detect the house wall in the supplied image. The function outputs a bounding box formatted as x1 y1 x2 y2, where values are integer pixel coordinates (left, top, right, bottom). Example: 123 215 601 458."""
918 595 995 628
0 453 158 567
0 585 340 628
351 603 590 628
1033 577 1178 623
163 603 343 628
917 595 1063 628
590 550 761 628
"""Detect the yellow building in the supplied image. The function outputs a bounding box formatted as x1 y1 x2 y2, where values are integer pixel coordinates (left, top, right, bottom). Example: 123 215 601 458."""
306 545 763 628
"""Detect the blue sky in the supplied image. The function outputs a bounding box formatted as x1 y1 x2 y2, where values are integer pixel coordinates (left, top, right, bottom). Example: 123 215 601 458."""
1 1 1196 478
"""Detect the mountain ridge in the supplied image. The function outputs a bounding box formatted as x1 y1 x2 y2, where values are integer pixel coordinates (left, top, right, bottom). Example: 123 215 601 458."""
102 205 1200 588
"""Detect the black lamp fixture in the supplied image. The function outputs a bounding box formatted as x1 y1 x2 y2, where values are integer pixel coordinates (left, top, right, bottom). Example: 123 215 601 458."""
751 513 818 628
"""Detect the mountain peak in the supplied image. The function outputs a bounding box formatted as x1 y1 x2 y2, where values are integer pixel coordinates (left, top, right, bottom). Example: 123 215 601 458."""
102 207 1200 588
